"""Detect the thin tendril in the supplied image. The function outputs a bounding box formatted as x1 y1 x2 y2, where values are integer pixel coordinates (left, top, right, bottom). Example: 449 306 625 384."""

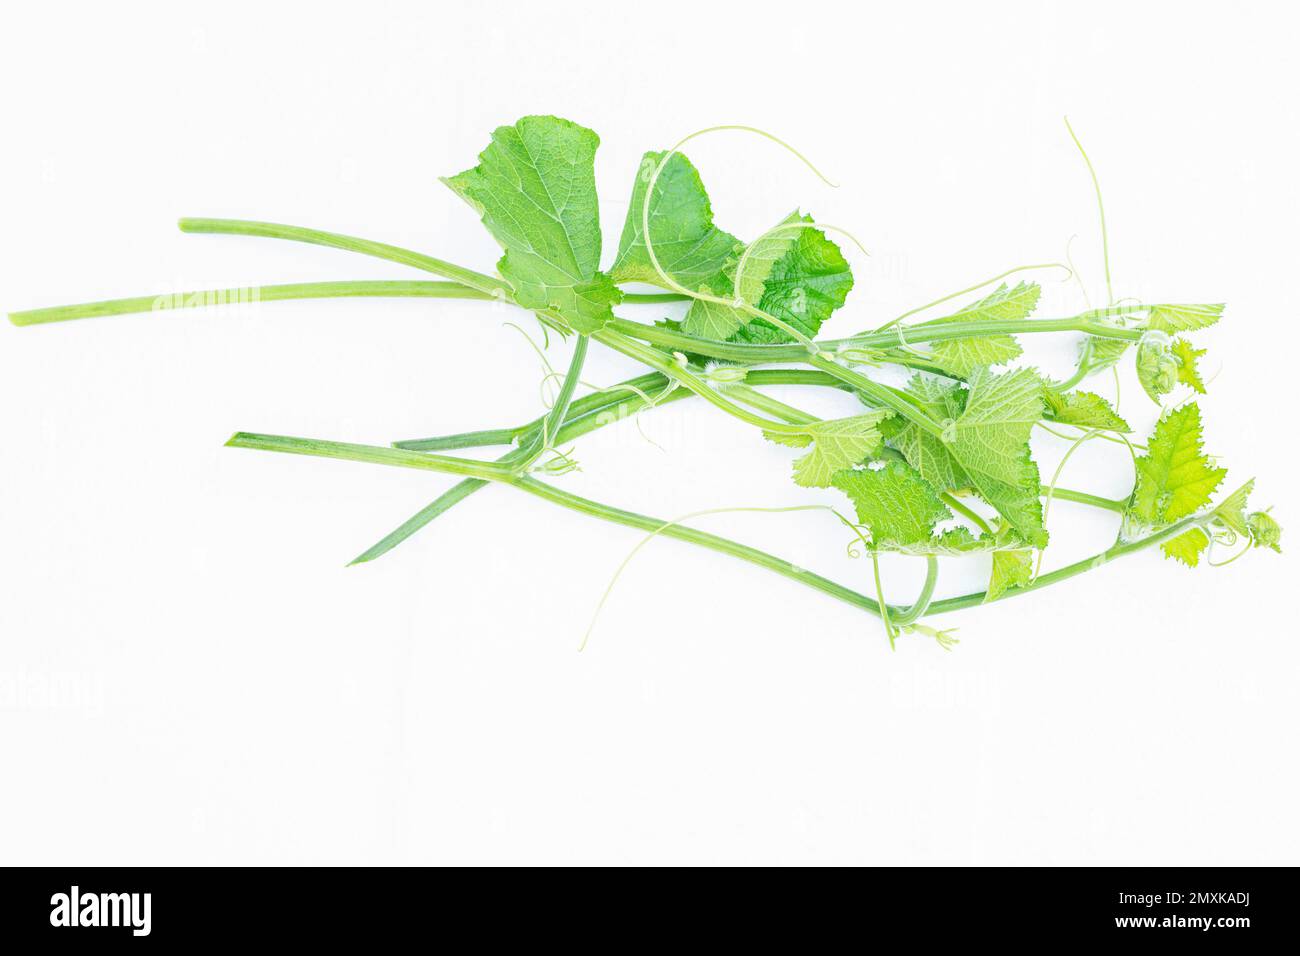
580 503 856 651
1035 429 1101 577
1063 234 1093 313
504 321 561 406
1207 532 1252 568
1036 421 1145 452
1064 116 1113 307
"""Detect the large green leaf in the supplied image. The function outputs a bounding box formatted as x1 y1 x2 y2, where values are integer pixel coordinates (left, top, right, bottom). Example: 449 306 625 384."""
609 150 742 291
443 115 619 333
680 211 854 344
891 368 1048 547
681 211 803 340
733 215 854 344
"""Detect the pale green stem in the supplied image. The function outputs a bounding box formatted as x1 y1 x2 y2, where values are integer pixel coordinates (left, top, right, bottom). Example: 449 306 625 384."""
224 427 1209 623
9 280 492 326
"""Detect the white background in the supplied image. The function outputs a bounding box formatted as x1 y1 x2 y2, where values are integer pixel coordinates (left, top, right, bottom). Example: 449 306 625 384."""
1 1 1296 865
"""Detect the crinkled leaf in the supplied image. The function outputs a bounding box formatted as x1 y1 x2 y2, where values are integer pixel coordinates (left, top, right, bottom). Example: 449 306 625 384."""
1131 403 1226 524
443 115 616 333
1172 337 1207 394
681 293 744 340
984 520 1034 601
987 548 1034 600
1247 511 1282 552
732 215 853 344
1147 303 1224 333
1080 335 1131 375
1213 478 1255 536
682 212 854 344
923 281 1039 376
765 411 888 488
832 460 951 547
1043 387 1131 432
897 526 992 556
733 211 807 308
682 211 801 338
1163 527 1210 566
610 150 741 291
1137 333 1179 403
891 368 1048 547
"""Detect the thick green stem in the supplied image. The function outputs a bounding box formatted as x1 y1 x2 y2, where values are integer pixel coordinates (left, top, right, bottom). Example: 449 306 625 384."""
606 314 1143 365
7 279 688 328
398 427 521 452
8 280 493 326
224 433 511 482
1049 487 1127 512
592 328 809 436
225 426 1211 627
349 476 494 566
892 557 940 627
723 384 818 425
178 218 509 296
514 334 589 470
927 514 1204 616
395 372 670 451
511 476 885 616
807 353 946 436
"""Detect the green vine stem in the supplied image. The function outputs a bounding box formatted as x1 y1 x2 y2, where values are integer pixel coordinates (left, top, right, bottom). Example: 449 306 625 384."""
513 334 589 470
178 218 510 296
8 280 493 326
225 425 1214 625
7 280 683 327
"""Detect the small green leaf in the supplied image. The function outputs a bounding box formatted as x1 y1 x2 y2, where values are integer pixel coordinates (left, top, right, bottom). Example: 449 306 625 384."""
832 460 951 546
1162 527 1210 566
1137 333 1179 403
1131 403 1227 525
1213 478 1255 536
1079 335 1131 376
1043 388 1130 432
1147 303 1224 333
1172 337 1207 394
765 411 888 488
987 548 1034 600
610 150 742 291
923 281 1039 377
443 115 616 333
1247 511 1282 552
